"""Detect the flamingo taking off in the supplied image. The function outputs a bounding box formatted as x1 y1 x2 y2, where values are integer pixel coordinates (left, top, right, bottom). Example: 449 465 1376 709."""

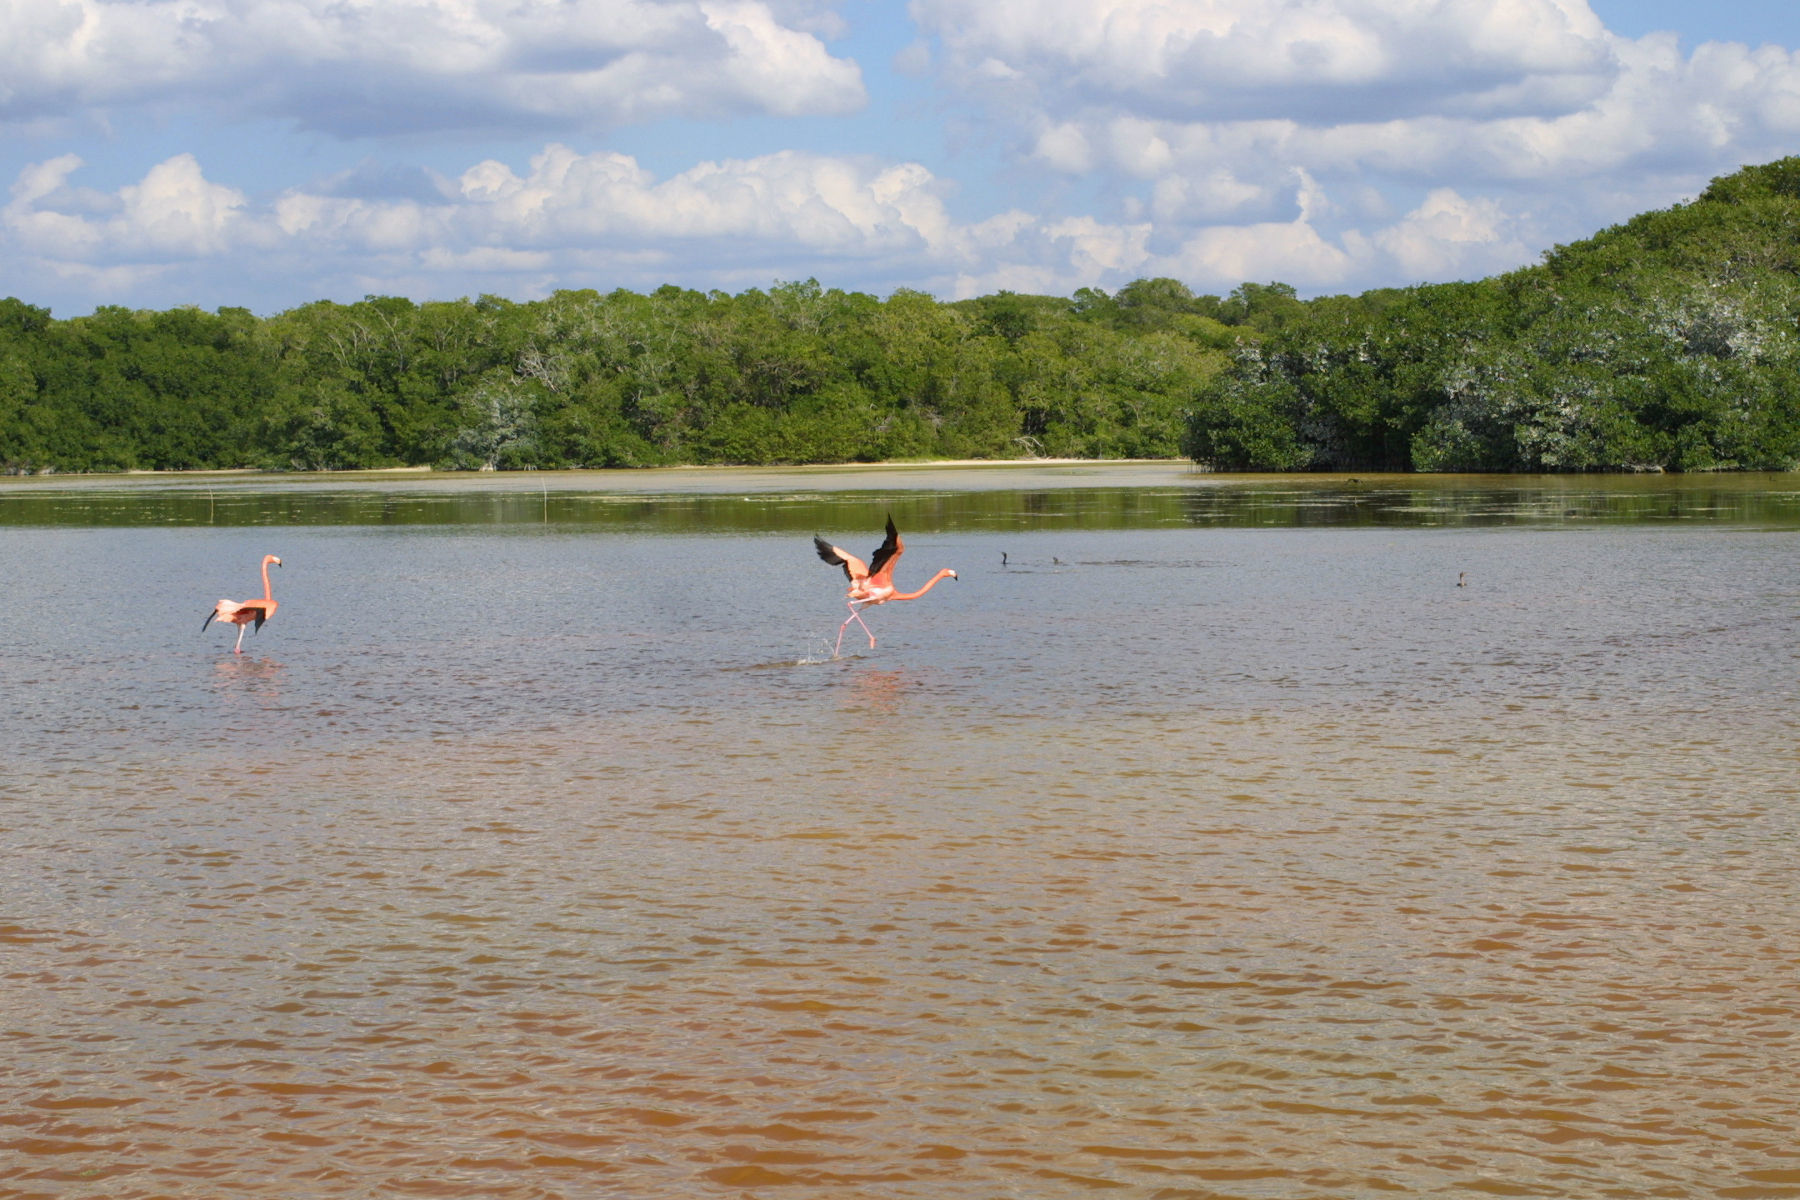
814 516 957 655
202 554 282 653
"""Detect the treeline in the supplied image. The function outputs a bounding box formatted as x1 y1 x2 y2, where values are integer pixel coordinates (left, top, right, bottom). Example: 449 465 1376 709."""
6 158 1800 474
0 280 1267 473
1183 158 1800 472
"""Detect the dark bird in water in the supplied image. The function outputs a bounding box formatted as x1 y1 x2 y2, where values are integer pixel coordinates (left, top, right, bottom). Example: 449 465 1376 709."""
814 516 958 655
1002 551 1008 565
1457 572 1467 587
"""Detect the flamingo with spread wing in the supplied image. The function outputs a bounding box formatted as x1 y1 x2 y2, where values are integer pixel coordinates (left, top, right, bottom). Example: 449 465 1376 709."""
814 517 956 655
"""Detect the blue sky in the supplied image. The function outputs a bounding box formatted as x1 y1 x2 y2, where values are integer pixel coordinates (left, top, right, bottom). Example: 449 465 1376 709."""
4 0 1800 316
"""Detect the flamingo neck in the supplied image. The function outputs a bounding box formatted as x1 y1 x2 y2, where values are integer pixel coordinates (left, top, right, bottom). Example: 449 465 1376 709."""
261 560 275 602
891 569 955 601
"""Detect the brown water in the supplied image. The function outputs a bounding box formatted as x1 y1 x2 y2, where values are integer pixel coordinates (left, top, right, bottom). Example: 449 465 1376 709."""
3 467 1798 1198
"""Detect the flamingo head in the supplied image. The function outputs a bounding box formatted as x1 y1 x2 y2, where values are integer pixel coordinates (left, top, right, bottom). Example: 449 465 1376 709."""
947 569 959 580
265 555 283 568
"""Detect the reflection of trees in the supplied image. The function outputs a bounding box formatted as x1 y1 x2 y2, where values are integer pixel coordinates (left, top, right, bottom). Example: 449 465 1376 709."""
5 478 1797 531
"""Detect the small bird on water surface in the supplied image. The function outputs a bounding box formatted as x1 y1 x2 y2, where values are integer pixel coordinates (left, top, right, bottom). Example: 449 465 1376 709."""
202 554 282 653
814 516 957 656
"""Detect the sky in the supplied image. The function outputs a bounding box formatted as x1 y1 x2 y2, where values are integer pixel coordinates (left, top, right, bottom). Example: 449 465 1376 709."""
4 0 1800 317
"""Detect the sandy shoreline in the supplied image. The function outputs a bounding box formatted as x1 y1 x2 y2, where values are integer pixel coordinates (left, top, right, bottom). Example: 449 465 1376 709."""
0 458 1219 498
68 457 1185 478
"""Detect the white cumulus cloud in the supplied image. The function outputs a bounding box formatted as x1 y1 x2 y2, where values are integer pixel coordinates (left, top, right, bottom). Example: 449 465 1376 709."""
3 147 1010 305
0 0 865 134
5 152 248 261
911 0 1613 122
906 0 1800 296
1373 188 1528 281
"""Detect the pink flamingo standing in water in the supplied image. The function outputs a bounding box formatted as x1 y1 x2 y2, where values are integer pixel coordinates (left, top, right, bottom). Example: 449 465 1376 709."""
202 554 282 653
814 516 956 655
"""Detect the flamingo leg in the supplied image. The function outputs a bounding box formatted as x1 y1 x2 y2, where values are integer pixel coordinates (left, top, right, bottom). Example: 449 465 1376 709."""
835 601 878 656
233 623 246 654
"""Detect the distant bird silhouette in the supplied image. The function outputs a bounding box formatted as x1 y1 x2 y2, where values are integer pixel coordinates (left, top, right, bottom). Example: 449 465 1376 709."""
1457 572 1467 588
814 516 957 655
203 554 282 653
1002 551 1008 566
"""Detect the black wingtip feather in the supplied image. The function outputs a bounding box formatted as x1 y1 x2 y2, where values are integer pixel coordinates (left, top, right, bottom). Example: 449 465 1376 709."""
868 516 902 579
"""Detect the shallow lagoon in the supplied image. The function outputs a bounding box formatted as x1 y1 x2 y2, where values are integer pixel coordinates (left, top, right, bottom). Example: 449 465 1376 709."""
3 465 1797 1198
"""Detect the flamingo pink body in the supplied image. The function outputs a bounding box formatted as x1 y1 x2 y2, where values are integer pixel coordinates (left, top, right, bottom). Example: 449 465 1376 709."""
202 554 282 653
814 517 956 655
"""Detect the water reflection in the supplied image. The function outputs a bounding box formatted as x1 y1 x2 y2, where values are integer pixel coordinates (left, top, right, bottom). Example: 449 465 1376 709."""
2 465 1798 529
843 667 910 716
210 655 285 693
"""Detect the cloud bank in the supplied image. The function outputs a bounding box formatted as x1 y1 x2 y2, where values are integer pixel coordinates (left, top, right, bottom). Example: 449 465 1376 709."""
1 0 865 133
4 0 1800 311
